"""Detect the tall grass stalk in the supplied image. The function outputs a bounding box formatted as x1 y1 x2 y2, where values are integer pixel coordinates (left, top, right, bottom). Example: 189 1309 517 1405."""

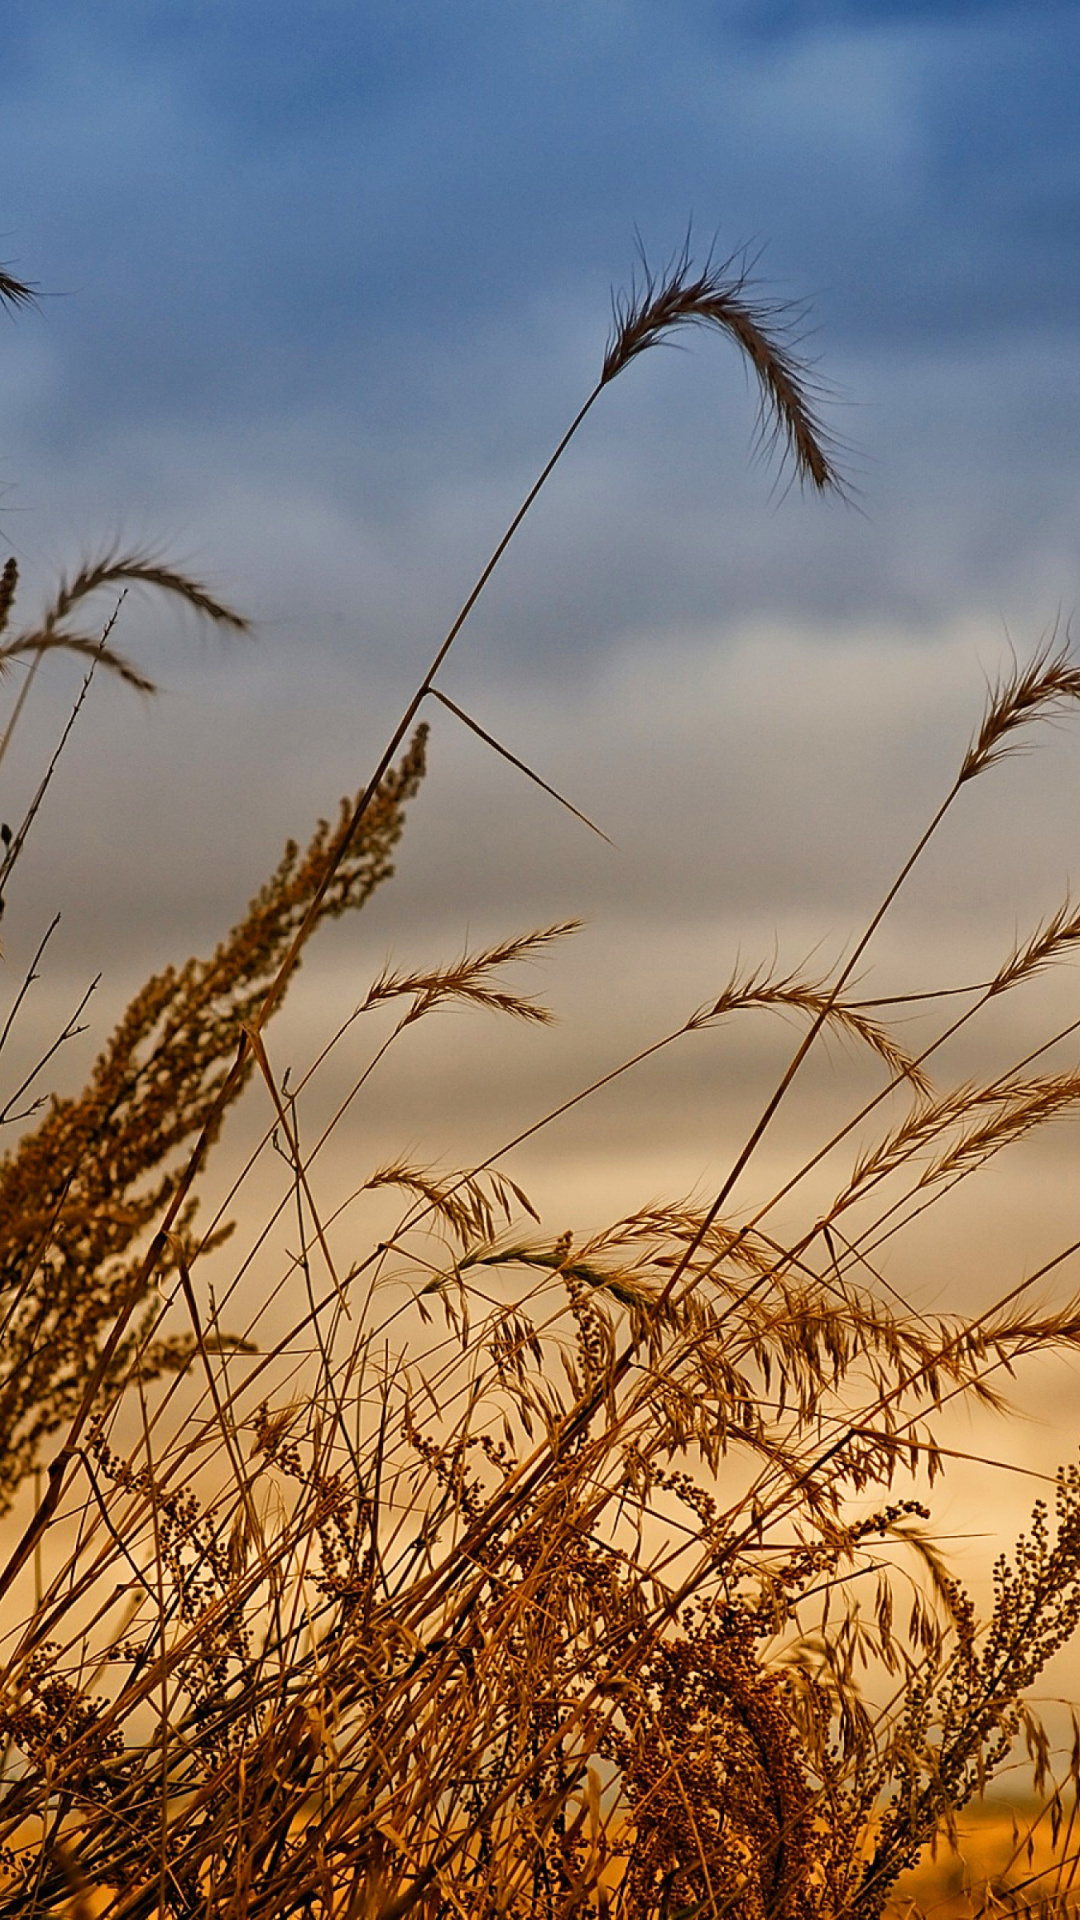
1 244 1080 1920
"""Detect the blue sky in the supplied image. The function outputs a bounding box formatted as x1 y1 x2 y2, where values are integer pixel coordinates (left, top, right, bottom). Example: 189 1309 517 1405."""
2 1 1080 1415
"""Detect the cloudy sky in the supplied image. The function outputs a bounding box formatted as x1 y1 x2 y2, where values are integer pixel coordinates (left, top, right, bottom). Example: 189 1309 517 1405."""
2 1 1080 1522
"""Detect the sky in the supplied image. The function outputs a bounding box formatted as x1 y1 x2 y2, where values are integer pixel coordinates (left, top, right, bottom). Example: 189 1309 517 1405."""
2 0 1080 1536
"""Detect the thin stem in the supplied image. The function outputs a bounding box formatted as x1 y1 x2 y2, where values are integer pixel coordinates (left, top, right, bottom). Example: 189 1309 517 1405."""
0 652 43 776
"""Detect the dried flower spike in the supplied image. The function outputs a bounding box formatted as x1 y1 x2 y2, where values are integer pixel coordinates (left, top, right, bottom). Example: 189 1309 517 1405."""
601 239 842 493
960 630 1080 784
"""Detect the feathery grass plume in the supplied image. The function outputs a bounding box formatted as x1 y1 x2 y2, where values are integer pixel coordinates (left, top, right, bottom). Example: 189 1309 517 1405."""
601 238 842 493
913 1070 1080 1189
691 959 934 1096
960 629 1080 784
706 895 1080 1284
587 1200 779 1273
0 728 426 1510
0 546 250 693
365 1163 538 1252
835 1068 1080 1222
362 921 579 1026
988 893 1080 995
450 1236 659 1312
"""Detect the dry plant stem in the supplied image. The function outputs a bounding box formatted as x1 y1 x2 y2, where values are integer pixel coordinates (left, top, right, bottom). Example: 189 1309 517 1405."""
0 654 43 777
242 1022 351 1317
249 380 601 1042
15 246 841 1579
654 784 958 1311
169 1241 261 1550
0 598 125 909
130 1363 172 1920
0 914 60 1067
0 973 97 1128
429 685 614 843
259 1060 371 1496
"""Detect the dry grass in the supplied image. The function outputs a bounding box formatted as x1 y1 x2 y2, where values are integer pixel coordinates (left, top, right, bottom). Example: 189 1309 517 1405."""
0 548 249 694
1 244 1080 1920
600 238 843 494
